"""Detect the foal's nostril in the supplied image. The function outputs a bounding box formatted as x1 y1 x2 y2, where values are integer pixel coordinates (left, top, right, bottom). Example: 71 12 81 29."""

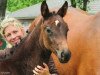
61 51 64 57
65 50 71 61
60 50 71 63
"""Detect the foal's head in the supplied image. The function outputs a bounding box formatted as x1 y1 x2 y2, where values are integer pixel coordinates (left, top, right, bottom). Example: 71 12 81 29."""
40 1 71 63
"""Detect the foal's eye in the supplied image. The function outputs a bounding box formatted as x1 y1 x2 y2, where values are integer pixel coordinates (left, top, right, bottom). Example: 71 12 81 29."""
45 27 52 35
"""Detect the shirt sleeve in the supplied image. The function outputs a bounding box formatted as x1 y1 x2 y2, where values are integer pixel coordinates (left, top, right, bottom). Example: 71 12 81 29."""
48 56 59 75
0 48 13 61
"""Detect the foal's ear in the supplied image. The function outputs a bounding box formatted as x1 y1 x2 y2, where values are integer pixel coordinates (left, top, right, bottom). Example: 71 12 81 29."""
41 1 50 18
57 1 68 17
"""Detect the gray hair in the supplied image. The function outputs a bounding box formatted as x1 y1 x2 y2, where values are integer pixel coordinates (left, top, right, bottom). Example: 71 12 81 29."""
0 18 23 35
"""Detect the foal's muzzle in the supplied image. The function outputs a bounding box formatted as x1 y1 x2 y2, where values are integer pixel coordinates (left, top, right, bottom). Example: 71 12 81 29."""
56 49 71 63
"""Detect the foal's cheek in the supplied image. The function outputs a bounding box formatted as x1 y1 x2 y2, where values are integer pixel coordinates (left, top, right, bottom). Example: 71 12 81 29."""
44 37 55 50
43 36 50 49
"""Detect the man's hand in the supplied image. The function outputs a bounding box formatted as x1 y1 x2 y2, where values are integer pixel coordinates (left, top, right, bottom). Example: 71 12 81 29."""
33 63 50 75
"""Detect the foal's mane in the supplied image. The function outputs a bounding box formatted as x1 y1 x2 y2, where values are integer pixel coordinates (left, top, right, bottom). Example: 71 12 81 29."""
7 16 51 64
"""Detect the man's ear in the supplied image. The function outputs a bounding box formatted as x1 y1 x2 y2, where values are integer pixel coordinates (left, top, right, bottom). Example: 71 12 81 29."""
3 34 7 41
3 35 6 38
21 27 25 34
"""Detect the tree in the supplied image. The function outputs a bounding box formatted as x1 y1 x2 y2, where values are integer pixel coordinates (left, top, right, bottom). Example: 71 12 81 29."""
7 0 43 12
83 0 89 11
70 0 89 11
0 0 7 20
71 0 76 8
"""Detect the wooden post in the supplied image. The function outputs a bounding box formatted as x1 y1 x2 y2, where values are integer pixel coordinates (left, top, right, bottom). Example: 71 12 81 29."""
0 0 7 21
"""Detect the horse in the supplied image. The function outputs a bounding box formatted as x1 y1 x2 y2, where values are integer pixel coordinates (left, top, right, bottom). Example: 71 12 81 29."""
0 1 71 75
29 2 100 75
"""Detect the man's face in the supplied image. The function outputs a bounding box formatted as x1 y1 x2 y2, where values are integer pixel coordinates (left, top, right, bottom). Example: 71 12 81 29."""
4 25 24 46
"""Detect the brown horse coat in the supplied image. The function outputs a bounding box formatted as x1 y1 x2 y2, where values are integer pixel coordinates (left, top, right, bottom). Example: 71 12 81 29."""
0 1 71 75
29 7 100 75
54 8 100 75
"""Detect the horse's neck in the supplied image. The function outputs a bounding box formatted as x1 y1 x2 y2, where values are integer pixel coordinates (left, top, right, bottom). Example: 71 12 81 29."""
26 26 41 51
25 24 51 63
64 7 91 29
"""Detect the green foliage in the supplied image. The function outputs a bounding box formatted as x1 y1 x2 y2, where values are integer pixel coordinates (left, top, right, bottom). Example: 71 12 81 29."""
0 36 7 50
71 0 94 11
7 0 43 12
76 0 84 9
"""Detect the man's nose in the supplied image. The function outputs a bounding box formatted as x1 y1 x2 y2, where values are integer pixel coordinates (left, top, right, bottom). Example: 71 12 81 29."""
11 34 16 39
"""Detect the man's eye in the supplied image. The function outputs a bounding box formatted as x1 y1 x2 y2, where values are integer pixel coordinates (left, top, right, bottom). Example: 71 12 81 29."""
13 31 17 33
6 34 11 37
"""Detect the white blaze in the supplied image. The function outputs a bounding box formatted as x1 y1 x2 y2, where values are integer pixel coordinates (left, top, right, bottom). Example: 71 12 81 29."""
55 20 59 26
